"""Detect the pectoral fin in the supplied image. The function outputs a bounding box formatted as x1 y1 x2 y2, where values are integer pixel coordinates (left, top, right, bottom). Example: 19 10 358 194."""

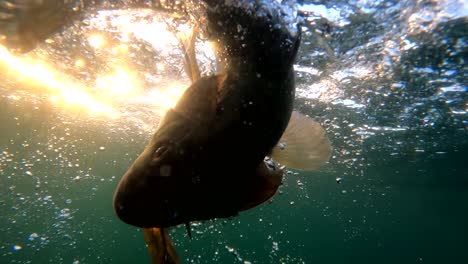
270 111 332 171
143 228 180 264
239 161 283 211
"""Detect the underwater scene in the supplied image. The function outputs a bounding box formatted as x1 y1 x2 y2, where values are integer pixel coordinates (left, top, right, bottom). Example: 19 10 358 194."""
0 0 467 263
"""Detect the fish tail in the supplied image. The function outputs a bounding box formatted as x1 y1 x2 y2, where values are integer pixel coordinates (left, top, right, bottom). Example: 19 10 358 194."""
143 228 180 264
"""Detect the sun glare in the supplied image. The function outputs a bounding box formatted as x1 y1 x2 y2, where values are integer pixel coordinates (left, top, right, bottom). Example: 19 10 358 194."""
0 45 116 117
74 59 85 68
0 10 218 121
96 66 137 97
88 34 106 49
147 83 188 114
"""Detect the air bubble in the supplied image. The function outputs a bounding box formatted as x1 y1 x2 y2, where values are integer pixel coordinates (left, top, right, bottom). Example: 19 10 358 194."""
272 241 279 251
13 245 22 251
58 208 71 220
29 233 39 241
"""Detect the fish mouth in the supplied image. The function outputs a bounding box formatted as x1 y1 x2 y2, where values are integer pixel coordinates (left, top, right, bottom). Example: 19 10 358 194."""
113 168 185 228
113 196 180 228
113 167 241 228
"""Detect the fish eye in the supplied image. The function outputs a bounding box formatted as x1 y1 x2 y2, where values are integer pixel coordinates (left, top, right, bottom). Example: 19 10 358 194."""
153 145 168 160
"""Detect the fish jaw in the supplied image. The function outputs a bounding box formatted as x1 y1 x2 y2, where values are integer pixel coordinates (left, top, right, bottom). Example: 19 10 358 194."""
113 146 182 228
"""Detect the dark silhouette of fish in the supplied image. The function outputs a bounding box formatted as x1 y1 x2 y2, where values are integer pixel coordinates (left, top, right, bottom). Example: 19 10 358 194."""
113 1 331 263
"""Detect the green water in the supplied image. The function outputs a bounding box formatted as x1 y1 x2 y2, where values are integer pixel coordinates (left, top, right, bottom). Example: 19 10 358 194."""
1 92 467 263
1 0 467 263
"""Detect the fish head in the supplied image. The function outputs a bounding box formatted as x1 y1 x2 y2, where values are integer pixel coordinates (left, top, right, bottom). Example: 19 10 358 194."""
113 114 191 228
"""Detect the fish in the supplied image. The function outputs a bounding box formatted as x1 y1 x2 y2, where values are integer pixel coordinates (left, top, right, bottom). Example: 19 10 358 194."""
113 1 331 263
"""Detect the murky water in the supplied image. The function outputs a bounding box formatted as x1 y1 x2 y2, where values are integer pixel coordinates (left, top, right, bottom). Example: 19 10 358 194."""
0 0 467 263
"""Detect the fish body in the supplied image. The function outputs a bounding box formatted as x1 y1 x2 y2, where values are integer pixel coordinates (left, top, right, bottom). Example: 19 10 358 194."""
113 1 303 228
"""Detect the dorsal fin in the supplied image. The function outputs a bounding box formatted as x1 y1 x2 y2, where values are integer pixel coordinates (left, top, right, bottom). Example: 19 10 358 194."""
270 111 332 171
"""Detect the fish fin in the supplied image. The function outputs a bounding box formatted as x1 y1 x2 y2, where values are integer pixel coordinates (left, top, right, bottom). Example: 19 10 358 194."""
178 25 201 82
239 161 283 211
270 111 332 171
143 228 180 264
